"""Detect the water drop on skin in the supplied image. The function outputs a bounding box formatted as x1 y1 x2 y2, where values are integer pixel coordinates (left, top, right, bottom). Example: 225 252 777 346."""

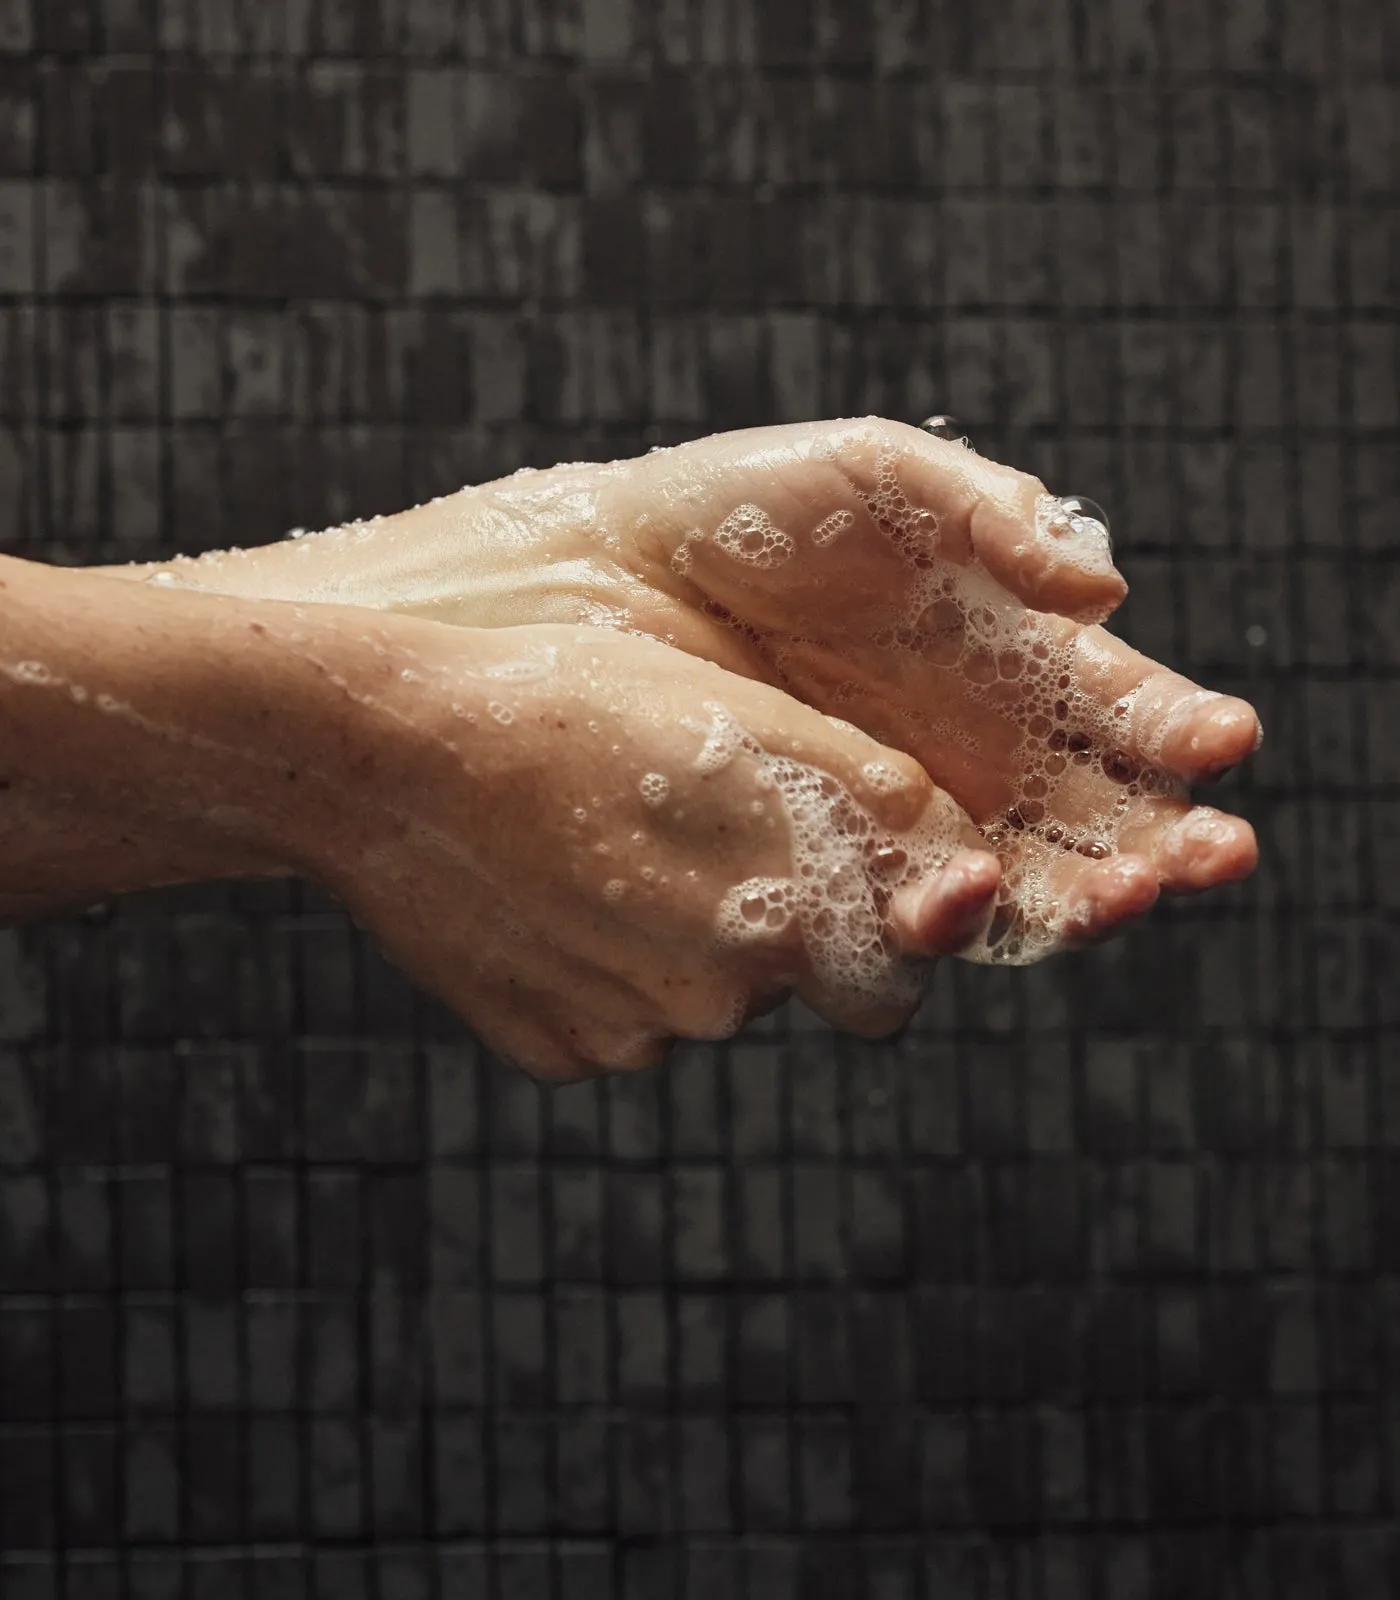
918 414 963 442
921 412 972 451
1058 495 1111 541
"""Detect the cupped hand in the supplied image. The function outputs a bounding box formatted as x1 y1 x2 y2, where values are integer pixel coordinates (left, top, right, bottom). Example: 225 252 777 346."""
126 418 1261 960
603 419 1262 957
293 613 1005 1077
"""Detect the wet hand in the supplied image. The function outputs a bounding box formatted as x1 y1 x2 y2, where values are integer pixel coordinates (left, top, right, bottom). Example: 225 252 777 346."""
295 614 1004 1077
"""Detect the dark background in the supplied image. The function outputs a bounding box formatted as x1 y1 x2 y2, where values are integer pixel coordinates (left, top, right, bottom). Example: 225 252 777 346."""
0 0 1396 1595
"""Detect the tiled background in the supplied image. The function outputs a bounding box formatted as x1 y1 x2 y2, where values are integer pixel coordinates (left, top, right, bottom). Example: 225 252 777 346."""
0 0 1397 1594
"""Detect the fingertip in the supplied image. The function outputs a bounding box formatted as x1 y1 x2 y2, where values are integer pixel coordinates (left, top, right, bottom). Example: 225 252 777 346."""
1197 700 1264 773
892 848 1001 958
1060 853 1160 945
970 493 1129 621
1156 808 1259 892
1159 695 1263 779
1066 570 1129 626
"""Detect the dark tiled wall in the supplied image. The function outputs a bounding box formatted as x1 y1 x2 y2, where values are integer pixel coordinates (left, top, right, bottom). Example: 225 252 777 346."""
0 0 1397 1595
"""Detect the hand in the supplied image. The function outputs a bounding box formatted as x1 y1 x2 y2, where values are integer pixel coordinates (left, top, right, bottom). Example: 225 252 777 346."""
606 420 1263 958
126 419 1260 961
280 614 1007 1076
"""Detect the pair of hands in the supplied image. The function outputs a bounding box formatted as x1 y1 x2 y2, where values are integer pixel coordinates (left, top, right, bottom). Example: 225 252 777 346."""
141 419 1260 1078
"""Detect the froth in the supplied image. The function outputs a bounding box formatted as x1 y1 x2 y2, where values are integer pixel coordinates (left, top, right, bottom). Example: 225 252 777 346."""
811 508 855 547
841 442 1189 965
639 772 671 806
700 704 963 1009
1034 493 1116 579
674 504 795 577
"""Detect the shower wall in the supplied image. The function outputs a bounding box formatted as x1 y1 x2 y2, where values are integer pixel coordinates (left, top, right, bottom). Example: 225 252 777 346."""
0 0 1395 1594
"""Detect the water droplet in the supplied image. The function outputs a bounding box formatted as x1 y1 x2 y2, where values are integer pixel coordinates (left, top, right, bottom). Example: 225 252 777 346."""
1058 495 1111 543
919 414 964 443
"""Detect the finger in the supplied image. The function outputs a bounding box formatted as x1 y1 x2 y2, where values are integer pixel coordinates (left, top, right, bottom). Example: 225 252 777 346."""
968 485 1127 626
791 853 999 1038
1143 689 1264 781
817 418 1129 624
1151 807 1259 893
719 680 946 835
888 848 1001 957
1058 853 1161 945
799 983 923 1043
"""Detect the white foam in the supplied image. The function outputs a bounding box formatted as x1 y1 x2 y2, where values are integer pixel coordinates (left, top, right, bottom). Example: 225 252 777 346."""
1034 493 1117 579
711 504 794 569
675 505 796 577
832 440 1190 965
811 508 855 547
860 760 908 795
697 703 964 1008
639 772 671 807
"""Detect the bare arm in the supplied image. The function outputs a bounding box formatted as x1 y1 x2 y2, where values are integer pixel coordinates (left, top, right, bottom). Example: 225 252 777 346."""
0 552 330 918
0 553 994 1073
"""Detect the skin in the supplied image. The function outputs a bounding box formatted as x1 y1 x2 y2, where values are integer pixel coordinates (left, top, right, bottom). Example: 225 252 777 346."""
0 554 1004 1078
111 418 1261 948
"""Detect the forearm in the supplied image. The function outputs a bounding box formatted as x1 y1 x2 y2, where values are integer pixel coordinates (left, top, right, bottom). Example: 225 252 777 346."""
0 555 333 918
91 491 525 622
89 467 649 634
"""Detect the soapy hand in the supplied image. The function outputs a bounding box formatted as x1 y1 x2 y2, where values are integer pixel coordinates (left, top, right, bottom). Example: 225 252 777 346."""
125 418 1260 963
300 617 1006 1076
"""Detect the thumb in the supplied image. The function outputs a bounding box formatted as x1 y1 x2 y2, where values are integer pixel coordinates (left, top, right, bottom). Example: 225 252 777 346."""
822 420 1130 625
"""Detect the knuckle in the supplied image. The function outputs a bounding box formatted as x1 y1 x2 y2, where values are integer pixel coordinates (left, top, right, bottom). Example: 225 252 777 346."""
669 982 762 1042
865 750 937 831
